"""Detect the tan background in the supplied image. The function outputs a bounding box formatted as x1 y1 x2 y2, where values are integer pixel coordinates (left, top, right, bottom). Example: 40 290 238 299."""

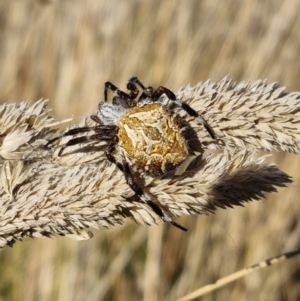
0 1 300 300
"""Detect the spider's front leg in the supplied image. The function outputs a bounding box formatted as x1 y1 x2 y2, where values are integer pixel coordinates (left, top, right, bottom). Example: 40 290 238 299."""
106 143 187 231
104 81 137 108
128 77 145 90
128 77 155 102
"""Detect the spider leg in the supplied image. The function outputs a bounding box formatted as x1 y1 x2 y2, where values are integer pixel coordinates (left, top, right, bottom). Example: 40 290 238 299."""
90 114 103 124
126 82 140 99
45 125 116 149
105 142 125 172
58 132 115 156
123 161 187 231
152 86 215 139
128 76 146 89
128 77 154 103
106 144 187 231
175 98 215 138
104 81 136 108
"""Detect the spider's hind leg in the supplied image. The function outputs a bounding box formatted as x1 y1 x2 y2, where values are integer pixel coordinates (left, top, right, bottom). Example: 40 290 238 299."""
106 144 187 231
123 161 187 231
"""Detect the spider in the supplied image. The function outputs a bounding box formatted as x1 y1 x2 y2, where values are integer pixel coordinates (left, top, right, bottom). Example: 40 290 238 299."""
45 77 214 231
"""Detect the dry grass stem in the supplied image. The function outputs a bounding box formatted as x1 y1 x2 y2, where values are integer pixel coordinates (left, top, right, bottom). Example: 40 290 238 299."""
0 78 295 247
176 248 300 301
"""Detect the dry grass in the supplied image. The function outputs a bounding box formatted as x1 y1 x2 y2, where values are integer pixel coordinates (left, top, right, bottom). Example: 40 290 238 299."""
1 1 300 301
0 80 294 247
177 248 300 301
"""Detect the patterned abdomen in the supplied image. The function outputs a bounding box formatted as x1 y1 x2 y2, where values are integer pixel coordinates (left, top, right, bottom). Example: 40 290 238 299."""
117 103 188 175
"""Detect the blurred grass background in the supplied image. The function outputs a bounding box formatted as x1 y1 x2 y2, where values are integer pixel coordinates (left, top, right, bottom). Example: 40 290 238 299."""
0 0 300 300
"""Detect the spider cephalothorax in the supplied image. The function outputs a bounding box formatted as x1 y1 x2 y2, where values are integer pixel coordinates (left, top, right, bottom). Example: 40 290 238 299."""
45 77 214 231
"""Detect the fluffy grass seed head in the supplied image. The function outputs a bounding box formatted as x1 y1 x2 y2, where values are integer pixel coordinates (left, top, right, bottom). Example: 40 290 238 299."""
0 78 296 247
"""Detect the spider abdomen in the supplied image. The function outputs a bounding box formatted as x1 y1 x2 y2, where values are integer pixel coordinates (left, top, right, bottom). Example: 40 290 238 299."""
117 103 189 175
